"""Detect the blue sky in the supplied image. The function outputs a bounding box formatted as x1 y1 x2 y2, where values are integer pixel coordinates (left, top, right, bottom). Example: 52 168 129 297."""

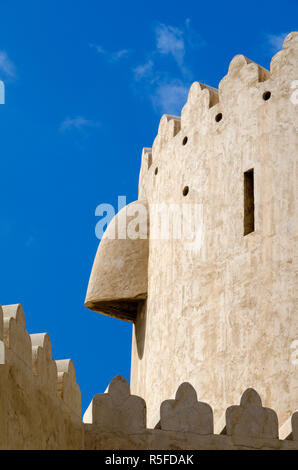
0 0 297 414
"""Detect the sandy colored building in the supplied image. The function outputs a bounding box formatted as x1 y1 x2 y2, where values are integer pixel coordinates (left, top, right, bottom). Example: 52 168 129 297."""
86 31 298 430
0 32 297 450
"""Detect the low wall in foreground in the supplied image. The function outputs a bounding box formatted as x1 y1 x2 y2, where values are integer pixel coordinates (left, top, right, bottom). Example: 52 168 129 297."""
84 376 298 450
0 304 297 450
0 304 82 449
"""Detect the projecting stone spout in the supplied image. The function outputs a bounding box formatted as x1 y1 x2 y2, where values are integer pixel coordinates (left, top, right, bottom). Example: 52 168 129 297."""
85 200 149 322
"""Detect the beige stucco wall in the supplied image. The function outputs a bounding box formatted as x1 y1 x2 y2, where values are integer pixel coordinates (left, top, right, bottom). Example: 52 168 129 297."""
130 33 298 428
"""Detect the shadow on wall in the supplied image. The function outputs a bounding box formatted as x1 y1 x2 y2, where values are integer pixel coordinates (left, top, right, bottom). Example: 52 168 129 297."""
135 300 147 360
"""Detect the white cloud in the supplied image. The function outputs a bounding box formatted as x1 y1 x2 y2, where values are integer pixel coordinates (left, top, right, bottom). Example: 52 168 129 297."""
151 80 188 115
112 49 130 61
132 21 205 114
154 20 205 72
90 43 130 62
267 32 288 53
60 116 100 132
91 44 105 54
185 18 206 50
0 51 16 79
155 23 185 67
133 60 154 81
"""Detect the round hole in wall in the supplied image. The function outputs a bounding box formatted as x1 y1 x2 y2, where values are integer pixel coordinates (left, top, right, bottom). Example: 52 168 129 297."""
182 136 188 145
154 167 158 175
215 113 223 122
263 91 271 101
183 186 189 196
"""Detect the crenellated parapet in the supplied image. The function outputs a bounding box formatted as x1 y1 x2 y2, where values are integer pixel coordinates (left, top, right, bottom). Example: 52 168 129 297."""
139 32 298 195
31 332 57 396
225 388 278 439
0 303 297 450
56 359 82 417
159 382 213 434
84 376 298 450
3 304 32 368
84 375 146 433
0 304 83 449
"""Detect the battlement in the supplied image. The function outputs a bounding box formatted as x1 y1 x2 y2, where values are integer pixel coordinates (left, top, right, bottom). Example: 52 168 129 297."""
0 304 82 449
137 33 298 198
153 32 296 149
0 304 297 449
84 376 298 450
